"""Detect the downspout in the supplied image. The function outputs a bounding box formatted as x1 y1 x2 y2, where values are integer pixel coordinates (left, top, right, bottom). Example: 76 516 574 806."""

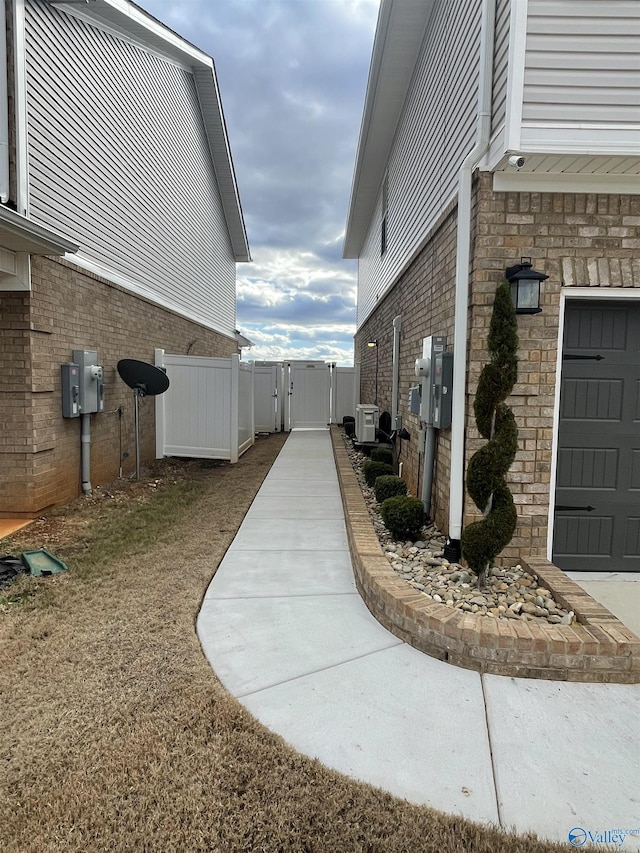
446 0 496 559
391 315 401 427
0 0 10 202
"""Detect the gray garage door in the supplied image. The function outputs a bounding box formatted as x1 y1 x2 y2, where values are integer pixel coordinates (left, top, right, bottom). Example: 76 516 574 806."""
553 301 640 573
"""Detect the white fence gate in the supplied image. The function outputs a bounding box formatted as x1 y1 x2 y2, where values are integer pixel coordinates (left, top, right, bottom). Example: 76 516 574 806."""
155 350 255 463
286 361 331 429
253 363 282 433
155 353 358 461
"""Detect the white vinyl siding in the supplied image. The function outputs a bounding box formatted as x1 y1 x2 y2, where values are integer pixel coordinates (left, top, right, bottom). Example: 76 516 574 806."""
521 0 640 152
24 0 237 336
357 0 482 327
491 0 511 136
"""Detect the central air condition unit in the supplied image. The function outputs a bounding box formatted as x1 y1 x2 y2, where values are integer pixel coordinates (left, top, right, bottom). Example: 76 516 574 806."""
355 404 379 443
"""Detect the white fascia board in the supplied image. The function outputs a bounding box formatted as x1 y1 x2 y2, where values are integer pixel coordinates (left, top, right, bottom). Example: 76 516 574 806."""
193 65 251 263
51 0 251 263
50 0 210 68
519 125 640 156
343 0 434 259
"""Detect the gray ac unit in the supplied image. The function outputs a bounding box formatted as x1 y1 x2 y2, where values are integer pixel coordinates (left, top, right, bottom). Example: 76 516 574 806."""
355 404 379 443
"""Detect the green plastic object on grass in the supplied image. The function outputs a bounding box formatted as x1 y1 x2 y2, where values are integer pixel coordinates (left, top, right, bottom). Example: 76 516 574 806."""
21 549 68 577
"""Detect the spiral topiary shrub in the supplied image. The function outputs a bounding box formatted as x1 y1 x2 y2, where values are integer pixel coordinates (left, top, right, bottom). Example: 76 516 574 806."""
380 496 425 541
363 460 393 487
370 446 393 466
461 280 519 588
374 474 407 503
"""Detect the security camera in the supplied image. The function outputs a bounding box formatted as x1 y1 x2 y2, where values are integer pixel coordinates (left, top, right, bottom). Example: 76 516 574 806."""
508 155 526 169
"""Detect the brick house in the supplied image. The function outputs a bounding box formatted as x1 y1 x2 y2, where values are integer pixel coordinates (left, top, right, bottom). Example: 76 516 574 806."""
0 0 250 518
344 0 640 573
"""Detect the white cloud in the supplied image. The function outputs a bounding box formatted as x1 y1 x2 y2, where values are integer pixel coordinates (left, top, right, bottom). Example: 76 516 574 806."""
137 0 379 364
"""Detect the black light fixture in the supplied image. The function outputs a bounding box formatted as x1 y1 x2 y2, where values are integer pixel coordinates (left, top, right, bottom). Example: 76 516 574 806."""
367 340 379 406
505 257 548 315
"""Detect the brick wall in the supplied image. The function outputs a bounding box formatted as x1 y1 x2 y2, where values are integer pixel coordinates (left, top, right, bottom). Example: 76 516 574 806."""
0 256 238 516
355 198 460 535
356 172 640 562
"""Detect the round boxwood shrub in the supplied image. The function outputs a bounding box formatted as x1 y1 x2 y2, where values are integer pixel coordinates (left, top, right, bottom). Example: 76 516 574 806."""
344 420 355 437
370 446 393 466
362 460 393 487
380 495 425 541
374 475 407 504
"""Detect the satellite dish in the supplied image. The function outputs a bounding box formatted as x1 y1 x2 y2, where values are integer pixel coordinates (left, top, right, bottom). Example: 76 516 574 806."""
117 359 169 397
117 359 170 480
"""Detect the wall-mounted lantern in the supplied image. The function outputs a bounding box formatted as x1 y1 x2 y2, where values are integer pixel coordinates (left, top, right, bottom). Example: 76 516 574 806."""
367 340 379 406
505 257 548 315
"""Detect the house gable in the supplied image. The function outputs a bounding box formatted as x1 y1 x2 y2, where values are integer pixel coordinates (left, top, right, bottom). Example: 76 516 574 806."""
21 0 249 337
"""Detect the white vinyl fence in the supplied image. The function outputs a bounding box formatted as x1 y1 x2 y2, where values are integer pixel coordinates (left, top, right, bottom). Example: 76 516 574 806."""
331 365 359 425
155 353 358 463
155 350 254 463
253 363 282 433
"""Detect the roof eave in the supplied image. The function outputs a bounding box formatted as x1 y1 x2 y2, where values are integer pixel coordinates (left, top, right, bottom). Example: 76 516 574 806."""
0 206 79 255
343 0 434 259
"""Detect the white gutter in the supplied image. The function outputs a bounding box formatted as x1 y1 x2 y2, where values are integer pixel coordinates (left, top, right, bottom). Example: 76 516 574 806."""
447 0 497 554
0 1 9 203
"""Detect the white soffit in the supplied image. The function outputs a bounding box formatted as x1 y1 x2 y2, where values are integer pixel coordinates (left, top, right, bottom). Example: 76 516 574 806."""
51 0 251 263
0 205 78 254
343 0 434 259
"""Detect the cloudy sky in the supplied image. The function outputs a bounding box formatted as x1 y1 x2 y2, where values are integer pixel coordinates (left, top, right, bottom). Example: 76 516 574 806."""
139 0 380 364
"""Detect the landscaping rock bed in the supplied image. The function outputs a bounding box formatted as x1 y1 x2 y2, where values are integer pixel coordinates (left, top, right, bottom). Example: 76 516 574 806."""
342 431 575 627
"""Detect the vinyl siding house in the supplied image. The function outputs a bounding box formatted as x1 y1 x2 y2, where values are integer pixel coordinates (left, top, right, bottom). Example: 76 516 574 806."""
0 0 250 517
344 0 640 573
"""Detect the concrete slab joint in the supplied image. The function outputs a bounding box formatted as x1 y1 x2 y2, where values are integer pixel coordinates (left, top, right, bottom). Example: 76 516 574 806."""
330 426 640 684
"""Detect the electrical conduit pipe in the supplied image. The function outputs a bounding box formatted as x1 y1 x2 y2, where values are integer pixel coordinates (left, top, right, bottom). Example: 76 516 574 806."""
81 413 92 494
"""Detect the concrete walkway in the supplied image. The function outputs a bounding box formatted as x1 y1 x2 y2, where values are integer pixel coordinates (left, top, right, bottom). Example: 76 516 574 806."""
197 430 640 850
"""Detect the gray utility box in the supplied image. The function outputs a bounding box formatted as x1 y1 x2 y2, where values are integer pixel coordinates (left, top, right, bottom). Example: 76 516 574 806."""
72 349 105 414
433 352 453 429
61 362 81 418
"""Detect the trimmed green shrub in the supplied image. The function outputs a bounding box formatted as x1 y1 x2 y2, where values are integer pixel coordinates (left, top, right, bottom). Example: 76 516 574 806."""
461 280 519 588
380 496 425 541
362 460 393 487
370 446 393 466
374 475 407 504
344 421 355 437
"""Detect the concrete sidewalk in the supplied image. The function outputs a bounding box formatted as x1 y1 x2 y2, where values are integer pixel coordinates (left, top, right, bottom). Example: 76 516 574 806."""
197 429 640 850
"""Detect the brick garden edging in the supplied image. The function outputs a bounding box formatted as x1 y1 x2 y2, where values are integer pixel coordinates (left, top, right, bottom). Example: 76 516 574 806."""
330 426 640 683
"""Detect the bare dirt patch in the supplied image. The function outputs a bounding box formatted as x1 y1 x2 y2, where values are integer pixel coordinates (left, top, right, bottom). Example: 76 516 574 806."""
0 434 565 853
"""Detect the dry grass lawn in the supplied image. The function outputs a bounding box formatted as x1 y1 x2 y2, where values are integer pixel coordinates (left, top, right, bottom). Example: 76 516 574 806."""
0 434 566 853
